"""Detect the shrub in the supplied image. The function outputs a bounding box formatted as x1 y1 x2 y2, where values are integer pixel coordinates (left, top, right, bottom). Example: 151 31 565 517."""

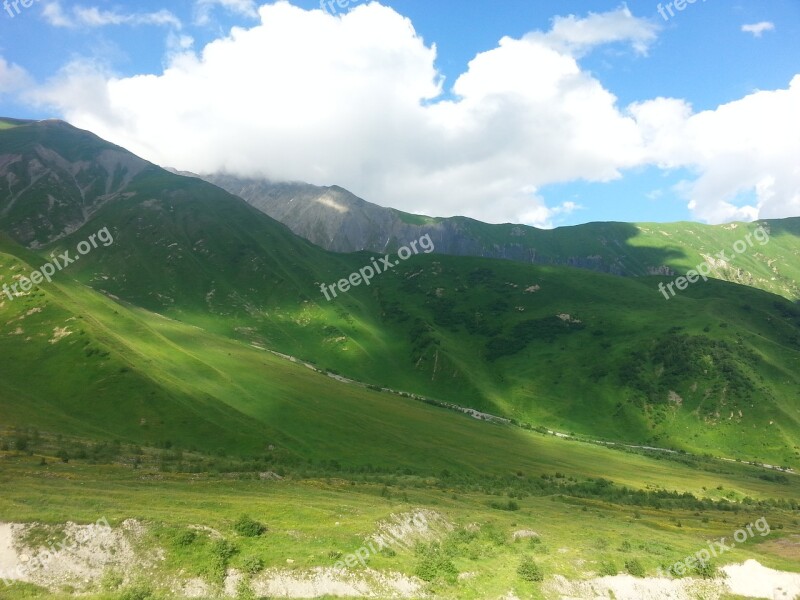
517 557 544 582
598 561 618 576
236 577 255 600
213 539 238 560
624 559 645 577
234 515 266 537
175 530 197 547
242 555 265 575
100 571 124 591
414 544 458 583
120 585 154 600
210 539 238 579
693 560 717 579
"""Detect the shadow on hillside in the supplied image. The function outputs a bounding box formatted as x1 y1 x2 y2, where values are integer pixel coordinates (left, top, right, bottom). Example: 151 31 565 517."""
526 221 689 277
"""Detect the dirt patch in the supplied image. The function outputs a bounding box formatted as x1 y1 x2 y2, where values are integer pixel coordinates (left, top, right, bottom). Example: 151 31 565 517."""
174 576 213 598
0 519 158 592
722 559 800 599
188 524 223 540
759 534 800 561
371 509 450 549
49 326 72 344
547 573 721 600
547 561 800 600
247 566 423 598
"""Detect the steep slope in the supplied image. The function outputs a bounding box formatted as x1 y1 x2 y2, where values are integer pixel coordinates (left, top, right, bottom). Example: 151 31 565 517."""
2 234 800 496
1 119 799 468
205 174 800 301
0 119 152 247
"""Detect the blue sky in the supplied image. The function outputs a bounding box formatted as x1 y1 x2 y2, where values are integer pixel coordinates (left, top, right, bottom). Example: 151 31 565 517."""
0 0 798 227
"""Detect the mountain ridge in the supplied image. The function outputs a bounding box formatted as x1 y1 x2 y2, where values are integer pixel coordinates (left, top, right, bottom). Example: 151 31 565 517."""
1 117 799 469
204 173 800 301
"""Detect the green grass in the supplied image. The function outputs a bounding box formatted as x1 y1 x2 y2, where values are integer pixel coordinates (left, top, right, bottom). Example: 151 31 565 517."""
1 120 798 467
1 256 799 497
0 118 799 600
0 453 798 600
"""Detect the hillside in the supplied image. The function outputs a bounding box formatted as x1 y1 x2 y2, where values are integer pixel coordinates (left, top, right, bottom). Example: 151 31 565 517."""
1 119 799 470
205 174 800 301
1 221 800 600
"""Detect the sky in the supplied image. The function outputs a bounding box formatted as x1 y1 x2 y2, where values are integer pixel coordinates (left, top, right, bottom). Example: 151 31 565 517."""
0 0 798 228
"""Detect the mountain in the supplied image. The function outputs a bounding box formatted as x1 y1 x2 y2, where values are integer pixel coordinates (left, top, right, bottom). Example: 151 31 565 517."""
1 118 799 470
2 117 800 599
204 174 800 301
4 225 800 599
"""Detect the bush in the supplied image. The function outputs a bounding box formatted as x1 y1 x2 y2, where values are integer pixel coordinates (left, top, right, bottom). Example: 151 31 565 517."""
236 577 255 600
100 571 124 591
120 585 154 600
517 557 544 582
213 539 238 561
598 561 618 576
414 543 458 583
175 530 197 547
206 538 238 581
693 560 717 579
242 555 265 575
234 515 266 537
624 559 645 577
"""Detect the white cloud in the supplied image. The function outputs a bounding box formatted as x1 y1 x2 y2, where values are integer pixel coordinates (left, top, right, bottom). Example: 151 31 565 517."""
535 5 658 56
27 3 653 227
742 22 775 38
630 77 800 223
194 0 258 25
0 58 32 95
42 2 181 29
21 2 800 226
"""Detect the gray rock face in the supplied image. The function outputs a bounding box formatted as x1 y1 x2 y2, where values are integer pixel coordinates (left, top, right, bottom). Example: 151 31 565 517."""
202 174 642 275
0 120 151 247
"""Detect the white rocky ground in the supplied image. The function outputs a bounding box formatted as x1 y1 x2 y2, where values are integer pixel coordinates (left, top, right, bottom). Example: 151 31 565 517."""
547 560 800 600
0 519 157 592
2 520 799 599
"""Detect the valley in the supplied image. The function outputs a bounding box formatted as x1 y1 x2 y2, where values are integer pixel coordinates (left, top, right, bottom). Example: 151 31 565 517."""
0 118 798 599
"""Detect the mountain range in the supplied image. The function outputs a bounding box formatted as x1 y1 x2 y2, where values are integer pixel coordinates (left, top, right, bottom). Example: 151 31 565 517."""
1 117 800 600
204 173 800 301
1 118 799 469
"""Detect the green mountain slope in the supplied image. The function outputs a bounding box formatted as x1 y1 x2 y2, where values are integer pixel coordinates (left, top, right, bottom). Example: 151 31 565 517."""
1 118 799 469
206 174 800 300
2 235 799 502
